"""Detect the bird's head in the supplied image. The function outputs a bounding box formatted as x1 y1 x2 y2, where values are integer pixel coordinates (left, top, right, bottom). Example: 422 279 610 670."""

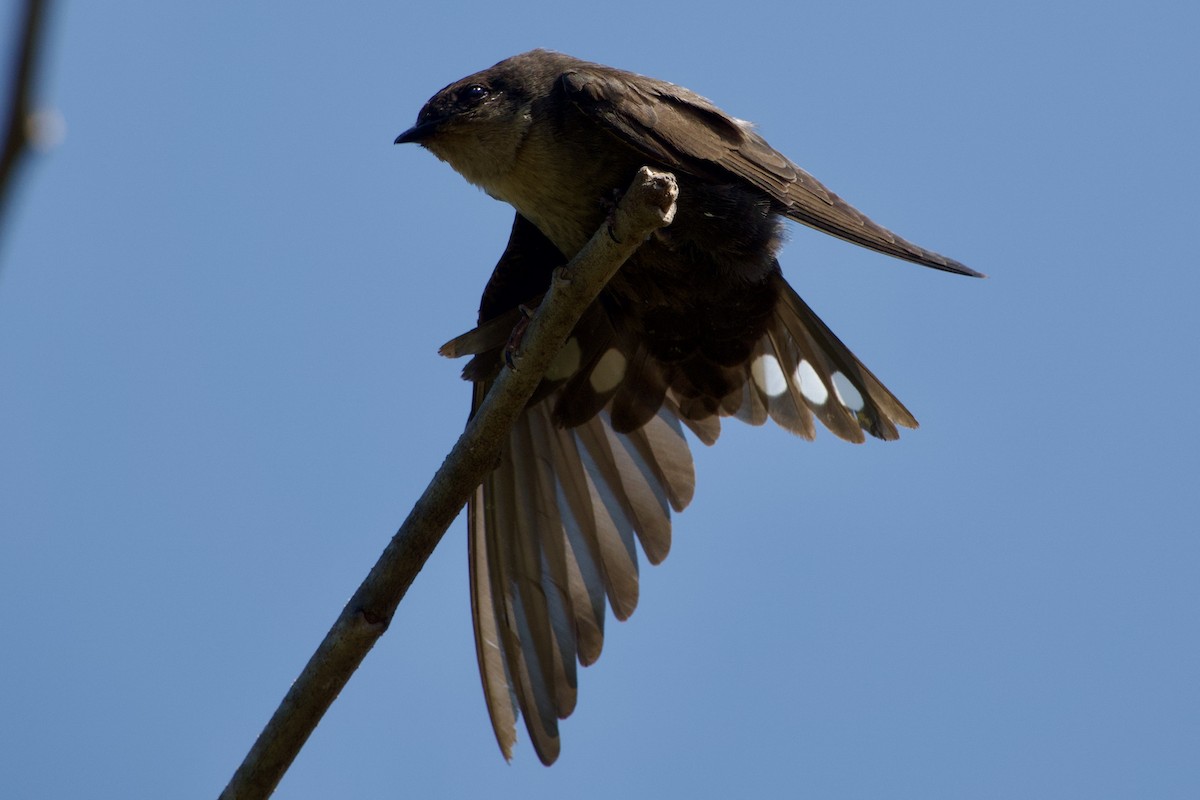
396 51 568 191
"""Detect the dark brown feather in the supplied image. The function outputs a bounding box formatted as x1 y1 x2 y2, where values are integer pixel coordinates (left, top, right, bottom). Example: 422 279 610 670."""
560 64 983 277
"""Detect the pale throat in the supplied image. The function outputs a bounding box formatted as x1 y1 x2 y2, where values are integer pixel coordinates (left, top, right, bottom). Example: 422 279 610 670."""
475 132 612 258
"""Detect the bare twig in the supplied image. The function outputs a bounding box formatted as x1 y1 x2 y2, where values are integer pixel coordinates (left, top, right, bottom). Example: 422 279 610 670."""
0 0 52 249
220 168 679 800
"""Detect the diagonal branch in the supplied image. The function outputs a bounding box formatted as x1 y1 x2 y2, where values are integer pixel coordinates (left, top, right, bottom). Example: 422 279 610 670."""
219 167 679 800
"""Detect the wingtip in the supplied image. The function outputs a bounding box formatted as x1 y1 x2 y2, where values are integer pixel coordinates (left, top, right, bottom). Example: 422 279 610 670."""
947 261 987 279
919 249 986 279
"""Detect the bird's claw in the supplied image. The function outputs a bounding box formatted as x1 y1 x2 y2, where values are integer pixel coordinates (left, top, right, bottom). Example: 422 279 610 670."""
504 304 535 368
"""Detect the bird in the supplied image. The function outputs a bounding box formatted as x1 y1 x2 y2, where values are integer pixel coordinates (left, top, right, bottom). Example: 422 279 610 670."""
395 49 981 765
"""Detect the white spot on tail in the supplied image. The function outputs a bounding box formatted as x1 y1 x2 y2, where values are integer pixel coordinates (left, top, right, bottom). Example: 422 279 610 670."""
831 372 864 411
589 349 627 393
751 354 787 397
795 360 828 405
546 337 582 380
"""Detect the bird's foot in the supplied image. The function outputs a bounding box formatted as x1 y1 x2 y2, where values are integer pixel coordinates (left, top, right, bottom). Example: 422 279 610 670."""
504 304 535 368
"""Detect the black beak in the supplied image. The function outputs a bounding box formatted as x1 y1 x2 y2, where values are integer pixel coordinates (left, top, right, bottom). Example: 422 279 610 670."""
394 120 439 145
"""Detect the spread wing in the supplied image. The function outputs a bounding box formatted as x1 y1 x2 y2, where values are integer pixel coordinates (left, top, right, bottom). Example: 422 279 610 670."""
466 381 697 765
444 213 918 764
559 66 982 277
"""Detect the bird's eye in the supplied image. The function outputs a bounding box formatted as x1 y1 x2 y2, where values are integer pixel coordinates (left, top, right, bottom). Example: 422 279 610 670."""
460 84 490 105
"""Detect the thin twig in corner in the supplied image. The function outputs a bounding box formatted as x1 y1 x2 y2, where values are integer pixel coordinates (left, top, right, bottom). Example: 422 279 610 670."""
0 0 52 250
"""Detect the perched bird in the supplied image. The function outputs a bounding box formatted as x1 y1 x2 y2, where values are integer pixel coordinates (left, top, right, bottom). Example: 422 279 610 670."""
396 49 980 765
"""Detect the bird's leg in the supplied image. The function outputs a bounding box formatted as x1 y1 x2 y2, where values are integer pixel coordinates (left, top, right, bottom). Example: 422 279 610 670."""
504 304 536 368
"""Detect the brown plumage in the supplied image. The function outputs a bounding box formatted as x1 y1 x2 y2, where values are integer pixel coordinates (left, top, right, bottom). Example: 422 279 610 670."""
397 49 981 764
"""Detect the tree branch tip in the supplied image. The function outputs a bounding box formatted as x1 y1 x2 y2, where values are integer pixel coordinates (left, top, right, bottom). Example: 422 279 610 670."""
611 167 678 242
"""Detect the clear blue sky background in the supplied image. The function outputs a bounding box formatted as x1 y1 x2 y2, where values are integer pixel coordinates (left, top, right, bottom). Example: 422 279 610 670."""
2 3 1197 798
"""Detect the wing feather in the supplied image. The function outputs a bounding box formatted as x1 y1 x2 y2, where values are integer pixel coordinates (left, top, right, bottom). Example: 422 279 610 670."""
460 176 920 765
561 67 981 276
468 380 696 764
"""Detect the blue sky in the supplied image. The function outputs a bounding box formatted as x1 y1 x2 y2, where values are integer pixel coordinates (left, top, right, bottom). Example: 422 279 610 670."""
1 2 1197 798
